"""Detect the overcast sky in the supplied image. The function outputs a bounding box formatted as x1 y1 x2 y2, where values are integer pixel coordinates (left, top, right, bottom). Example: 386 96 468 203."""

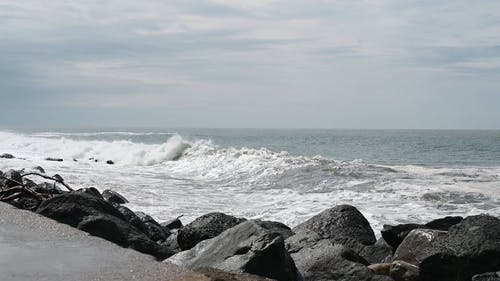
1 0 499 129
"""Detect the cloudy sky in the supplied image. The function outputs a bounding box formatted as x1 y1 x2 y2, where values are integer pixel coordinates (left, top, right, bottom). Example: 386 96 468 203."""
1 0 499 129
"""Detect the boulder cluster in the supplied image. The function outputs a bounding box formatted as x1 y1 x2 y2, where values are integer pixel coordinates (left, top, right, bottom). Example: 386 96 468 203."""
1 165 499 281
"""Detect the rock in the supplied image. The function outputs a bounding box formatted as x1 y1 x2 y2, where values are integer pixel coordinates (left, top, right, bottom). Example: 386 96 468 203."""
293 205 376 245
0 153 15 159
106 160 114 165
392 229 447 265
161 216 183 230
135 211 171 242
419 215 500 281
52 174 64 182
381 224 421 251
33 182 64 195
193 267 275 281
3 169 23 188
102 189 129 204
389 261 419 281
424 216 462 231
36 192 173 260
358 237 394 264
161 229 181 254
115 205 149 235
381 216 463 251
177 212 246 250
253 220 294 240
45 157 63 162
75 187 103 199
472 272 500 281
9 197 40 211
33 166 45 173
167 221 301 281
23 178 37 188
291 239 375 281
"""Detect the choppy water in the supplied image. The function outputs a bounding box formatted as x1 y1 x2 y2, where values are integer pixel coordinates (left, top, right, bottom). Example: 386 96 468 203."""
0 129 499 233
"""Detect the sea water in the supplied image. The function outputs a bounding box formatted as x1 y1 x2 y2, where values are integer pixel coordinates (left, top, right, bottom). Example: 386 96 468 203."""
0 129 499 233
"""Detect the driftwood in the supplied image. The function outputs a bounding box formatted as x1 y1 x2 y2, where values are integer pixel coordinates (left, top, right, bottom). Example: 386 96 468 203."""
0 172 73 204
20 172 73 191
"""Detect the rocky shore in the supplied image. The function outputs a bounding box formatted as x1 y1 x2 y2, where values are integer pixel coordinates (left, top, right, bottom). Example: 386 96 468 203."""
1 164 499 281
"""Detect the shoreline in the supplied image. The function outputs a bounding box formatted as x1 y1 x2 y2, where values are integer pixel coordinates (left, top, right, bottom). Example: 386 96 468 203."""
1 165 500 281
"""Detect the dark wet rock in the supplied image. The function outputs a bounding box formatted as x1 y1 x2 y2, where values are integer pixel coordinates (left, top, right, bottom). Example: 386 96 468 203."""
52 174 64 182
167 221 301 281
293 205 376 246
392 229 446 265
75 187 103 199
253 220 294 240
45 157 63 162
291 239 375 281
33 166 45 173
161 216 183 230
106 160 114 165
472 272 500 281
358 237 394 264
381 224 421 251
194 267 275 281
115 205 148 234
135 211 171 242
36 192 174 260
3 169 23 188
369 261 419 281
424 216 463 231
23 178 37 188
161 229 181 254
9 197 40 211
34 182 64 195
381 216 463 251
419 215 500 281
0 153 15 159
102 189 129 204
177 212 246 250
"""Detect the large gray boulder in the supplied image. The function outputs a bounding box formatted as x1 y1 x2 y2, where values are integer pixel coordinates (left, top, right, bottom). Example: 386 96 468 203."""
293 205 376 246
419 215 500 281
177 212 246 250
167 221 301 281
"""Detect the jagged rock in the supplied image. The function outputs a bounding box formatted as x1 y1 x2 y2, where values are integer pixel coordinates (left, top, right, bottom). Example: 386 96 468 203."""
419 215 500 281
381 216 463 251
36 192 173 260
45 157 63 162
9 197 40 211
34 182 64 195
177 212 246 250
357 237 394 264
135 211 171 242
0 153 15 159
33 166 46 173
472 272 500 281
115 205 148 235
3 169 23 188
424 216 462 231
75 187 103 199
392 229 447 265
381 224 421 251
253 220 294 240
291 239 375 281
102 189 129 204
293 205 376 246
167 221 301 281
161 229 181 254
161 216 183 230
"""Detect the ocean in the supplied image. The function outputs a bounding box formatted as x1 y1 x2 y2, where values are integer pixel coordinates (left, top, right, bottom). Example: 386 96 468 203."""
0 129 499 233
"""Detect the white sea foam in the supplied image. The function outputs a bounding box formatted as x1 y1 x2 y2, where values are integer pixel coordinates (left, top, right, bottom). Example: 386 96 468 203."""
0 130 499 233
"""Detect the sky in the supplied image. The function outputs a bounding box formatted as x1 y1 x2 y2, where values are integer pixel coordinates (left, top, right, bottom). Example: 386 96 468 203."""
1 0 500 129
